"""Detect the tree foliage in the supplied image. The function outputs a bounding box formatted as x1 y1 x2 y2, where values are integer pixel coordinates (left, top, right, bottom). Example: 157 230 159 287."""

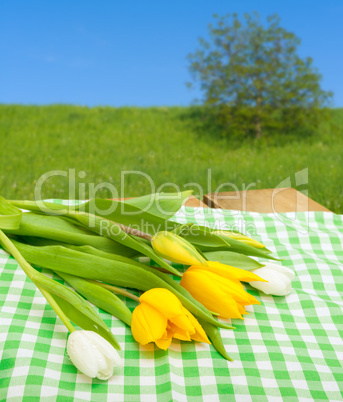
187 13 333 138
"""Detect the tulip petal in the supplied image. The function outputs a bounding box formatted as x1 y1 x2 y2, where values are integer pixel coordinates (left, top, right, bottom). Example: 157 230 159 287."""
186 267 260 307
167 322 192 341
134 288 212 350
140 288 184 319
237 303 247 315
181 307 211 344
212 275 260 306
152 231 207 266
67 331 99 378
206 261 267 283
131 303 167 345
155 337 173 350
249 263 295 296
169 314 195 333
67 331 122 380
180 269 243 319
84 331 122 368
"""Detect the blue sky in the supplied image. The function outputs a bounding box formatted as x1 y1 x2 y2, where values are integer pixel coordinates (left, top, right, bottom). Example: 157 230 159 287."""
1 0 342 107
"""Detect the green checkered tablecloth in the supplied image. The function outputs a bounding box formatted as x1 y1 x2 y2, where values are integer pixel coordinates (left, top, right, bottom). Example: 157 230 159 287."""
1 204 343 401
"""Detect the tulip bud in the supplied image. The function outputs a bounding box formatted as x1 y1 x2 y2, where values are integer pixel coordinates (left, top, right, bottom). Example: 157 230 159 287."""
67 330 122 380
248 263 295 296
151 231 207 266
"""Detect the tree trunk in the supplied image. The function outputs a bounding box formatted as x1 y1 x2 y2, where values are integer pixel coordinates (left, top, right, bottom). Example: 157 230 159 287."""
255 95 262 139
255 115 262 139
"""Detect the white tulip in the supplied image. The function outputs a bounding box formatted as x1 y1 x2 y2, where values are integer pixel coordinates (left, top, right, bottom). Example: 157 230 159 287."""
248 262 295 296
67 330 122 380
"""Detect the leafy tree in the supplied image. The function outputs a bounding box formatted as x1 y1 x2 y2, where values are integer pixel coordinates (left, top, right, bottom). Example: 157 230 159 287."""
187 13 332 138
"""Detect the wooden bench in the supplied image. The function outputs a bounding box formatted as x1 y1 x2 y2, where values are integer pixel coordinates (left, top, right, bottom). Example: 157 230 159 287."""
201 188 330 212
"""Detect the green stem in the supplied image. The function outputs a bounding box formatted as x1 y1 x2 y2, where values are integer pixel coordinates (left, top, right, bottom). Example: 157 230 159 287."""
87 280 140 302
0 230 36 281
0 229 75 333
37 285 76 333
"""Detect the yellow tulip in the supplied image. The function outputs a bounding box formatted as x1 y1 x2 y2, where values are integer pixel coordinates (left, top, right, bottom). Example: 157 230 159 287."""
180 261 267 319
151 231 208 266
213 230 266 249
131 288 210 350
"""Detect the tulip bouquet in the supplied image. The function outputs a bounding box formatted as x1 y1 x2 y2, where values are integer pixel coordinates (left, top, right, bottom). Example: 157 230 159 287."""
0 192 294 380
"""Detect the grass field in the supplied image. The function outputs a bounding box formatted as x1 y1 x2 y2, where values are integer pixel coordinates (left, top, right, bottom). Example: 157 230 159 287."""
0 104 342 213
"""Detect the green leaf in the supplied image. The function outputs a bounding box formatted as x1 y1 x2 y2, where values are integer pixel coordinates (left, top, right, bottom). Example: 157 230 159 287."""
182 225 231 248
10 197 181 235
75 198 180 235
57 244 142 263
171 223 194 236
56 272 132 326
0 211 120 349
0 196 22 230
198 318 233 361
38 282 120 350
207 232 280 260
36 274 120 350
70 211 182 276
204 251 264 270
51 294 120 349
183 225 281 260
11 191 193 235
11 239 232 330
9 199 69 213
122 191 193 219
5 212 136 257
10 239 152 280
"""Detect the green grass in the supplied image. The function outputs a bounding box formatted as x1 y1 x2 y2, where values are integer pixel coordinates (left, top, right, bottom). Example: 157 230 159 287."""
0 104 342 213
